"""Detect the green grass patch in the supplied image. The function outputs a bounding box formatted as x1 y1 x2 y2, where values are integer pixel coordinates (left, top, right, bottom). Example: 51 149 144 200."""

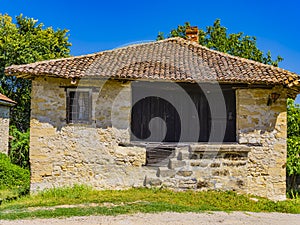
0 185 299 220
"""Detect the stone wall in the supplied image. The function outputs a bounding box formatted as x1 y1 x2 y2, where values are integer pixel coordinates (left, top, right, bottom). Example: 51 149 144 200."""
30 77 157 191
29 78 288 201
0 105 10 154
236 87 287 201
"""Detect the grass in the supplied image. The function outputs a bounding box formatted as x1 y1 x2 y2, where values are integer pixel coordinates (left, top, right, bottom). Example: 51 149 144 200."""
0 185 299 220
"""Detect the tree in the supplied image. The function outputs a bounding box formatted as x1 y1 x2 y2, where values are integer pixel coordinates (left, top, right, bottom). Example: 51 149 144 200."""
0 14 71 167
157 20 283 66
0 14 71 131
287 99 300 191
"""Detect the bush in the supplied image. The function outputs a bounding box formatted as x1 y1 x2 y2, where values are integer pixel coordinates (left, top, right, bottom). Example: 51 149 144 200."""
9 125 30 169
287 99 300 192
287 137 300 187
0 153 30 200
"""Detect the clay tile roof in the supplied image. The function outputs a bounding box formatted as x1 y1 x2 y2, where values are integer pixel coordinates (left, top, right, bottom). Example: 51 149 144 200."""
0 93 16 106
4 37 300 89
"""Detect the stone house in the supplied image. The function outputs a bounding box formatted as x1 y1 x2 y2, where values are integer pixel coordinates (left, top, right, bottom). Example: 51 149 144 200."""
5 30 300 201
0 93 16 154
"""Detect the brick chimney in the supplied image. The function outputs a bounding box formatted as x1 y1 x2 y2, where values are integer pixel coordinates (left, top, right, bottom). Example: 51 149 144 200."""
186 26 199 43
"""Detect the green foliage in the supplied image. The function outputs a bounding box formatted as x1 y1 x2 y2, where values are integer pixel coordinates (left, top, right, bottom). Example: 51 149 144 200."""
0 153 30 201
0 187 300 219
157 19 283 66
0 14 71 132
287 137 300 176
287 99 300 137
0 13 71 167
9 125 30 169
287 99 300 190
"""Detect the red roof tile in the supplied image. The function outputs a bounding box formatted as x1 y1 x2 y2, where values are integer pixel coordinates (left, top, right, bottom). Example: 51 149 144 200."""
4 37 300 89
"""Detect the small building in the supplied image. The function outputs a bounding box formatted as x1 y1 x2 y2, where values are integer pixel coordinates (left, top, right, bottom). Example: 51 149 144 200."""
0 93 16 154
5 31 300 200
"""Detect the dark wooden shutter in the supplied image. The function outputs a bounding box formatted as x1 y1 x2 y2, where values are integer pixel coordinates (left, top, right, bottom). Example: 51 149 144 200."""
207 87 236 142
131 82 236 143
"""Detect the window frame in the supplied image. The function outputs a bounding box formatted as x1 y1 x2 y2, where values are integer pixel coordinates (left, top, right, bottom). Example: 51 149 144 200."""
66 88 92 124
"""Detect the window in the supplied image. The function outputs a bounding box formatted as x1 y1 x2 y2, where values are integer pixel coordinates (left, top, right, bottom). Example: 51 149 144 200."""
66 89 92 124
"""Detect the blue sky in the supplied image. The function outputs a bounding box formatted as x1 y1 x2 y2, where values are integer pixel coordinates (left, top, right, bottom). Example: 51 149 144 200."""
1 0 300 102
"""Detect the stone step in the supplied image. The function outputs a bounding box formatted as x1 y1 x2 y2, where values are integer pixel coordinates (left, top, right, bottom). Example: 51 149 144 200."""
177 151 190 160
174 146 190 155
156 167 176 178
168 158 186 169
175 145 190 150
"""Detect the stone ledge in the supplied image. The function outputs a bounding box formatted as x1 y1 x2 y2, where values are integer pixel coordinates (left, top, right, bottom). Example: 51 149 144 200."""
122 142 251 153
190 144 251 153
121 142 190 148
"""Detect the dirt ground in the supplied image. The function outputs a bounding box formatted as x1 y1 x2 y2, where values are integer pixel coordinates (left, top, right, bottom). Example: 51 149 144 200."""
0 212 300 225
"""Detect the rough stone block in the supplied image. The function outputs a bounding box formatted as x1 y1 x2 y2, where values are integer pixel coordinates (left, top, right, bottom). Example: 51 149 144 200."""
273 143 286 152
113 146 146 167
162 180 176 188
197 179 211 189
31 127 56 137
190 160 201 167
177 151 190 160
178 178 197 189
199 160 210 167
144 176 162 186
175 146 189 154
210 162 221 168
168 159 186 169
212 169 229 176
176 169 193 177
238 137 248 144
157 167 176 178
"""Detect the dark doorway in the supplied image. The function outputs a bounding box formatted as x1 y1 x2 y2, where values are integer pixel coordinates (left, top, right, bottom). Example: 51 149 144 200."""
131 82 236 143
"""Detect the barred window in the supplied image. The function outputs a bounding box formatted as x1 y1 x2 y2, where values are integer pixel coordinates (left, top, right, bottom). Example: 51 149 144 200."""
66 89 92 124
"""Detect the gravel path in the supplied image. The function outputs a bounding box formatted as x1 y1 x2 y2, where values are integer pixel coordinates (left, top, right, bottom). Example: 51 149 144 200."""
1 212 300 225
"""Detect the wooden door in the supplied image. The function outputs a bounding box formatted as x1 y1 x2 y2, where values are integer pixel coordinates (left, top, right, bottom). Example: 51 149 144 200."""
131 82 236 143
